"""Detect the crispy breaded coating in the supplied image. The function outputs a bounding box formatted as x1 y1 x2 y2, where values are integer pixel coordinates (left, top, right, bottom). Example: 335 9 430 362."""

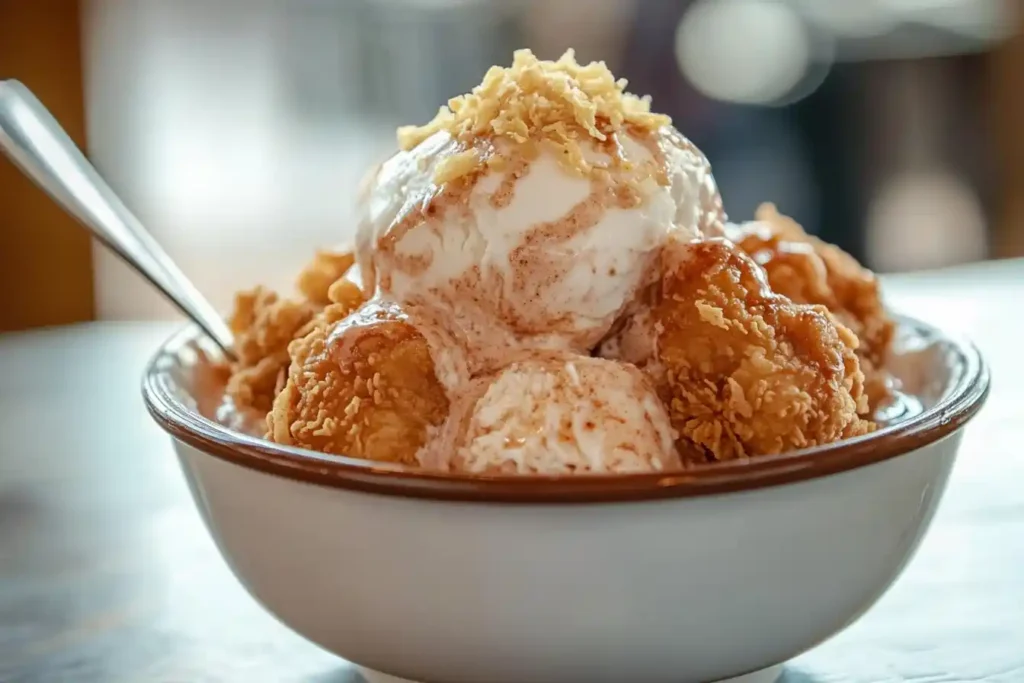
727 204 895 406
223 252 365 415
267 301 450 464
224 287 318 413
326 276 365 312
296 250 356 305
650 239 872 463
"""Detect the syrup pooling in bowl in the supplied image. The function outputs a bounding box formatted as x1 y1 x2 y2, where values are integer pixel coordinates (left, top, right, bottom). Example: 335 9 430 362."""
875 389 923 426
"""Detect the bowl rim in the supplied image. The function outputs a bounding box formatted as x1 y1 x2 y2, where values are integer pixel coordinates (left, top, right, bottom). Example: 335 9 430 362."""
143 314 989 504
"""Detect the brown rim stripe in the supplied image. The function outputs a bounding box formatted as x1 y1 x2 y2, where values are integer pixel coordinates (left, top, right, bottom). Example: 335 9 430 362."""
142 316 989 504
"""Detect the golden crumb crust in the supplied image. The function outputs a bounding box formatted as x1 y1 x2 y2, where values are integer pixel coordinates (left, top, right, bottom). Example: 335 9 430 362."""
727 204 895 407
650 239 873 463
266 301 450 464
223 250 365 415
225 287 317 414
296 250 355 305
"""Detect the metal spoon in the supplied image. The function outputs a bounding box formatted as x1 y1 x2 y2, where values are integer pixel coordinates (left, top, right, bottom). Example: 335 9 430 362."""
0 79 236 360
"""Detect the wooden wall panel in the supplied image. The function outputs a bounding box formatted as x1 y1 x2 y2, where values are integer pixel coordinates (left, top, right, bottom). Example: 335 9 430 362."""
0 0 94 331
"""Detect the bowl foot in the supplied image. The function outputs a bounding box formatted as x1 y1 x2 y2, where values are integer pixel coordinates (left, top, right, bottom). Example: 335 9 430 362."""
358 663 783 683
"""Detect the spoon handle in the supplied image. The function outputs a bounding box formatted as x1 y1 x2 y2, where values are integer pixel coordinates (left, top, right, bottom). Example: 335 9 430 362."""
0 79 235 359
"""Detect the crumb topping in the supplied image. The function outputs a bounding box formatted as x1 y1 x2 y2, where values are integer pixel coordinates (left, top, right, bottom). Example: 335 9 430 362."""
433 148 482 185
397 49 671 181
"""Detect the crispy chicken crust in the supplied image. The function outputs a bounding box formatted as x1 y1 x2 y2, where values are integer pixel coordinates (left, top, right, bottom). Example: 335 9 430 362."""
650 239 873 463
225 287 317 414
727 204 895 406
223 251 364 415
296 250 356 305
266 301 450 464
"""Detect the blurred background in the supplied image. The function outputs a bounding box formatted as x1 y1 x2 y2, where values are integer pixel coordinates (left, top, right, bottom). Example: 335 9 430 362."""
1 0 1022 329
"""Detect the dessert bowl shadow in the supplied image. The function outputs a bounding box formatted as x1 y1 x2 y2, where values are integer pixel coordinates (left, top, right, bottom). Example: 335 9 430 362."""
143 315 988 683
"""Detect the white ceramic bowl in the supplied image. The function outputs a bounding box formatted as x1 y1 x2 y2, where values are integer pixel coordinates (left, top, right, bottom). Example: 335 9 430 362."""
144 316 988 683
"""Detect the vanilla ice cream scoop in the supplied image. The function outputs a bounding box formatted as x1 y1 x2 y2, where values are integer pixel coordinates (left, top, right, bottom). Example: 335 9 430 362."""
355 50 724 374
420 353 681 474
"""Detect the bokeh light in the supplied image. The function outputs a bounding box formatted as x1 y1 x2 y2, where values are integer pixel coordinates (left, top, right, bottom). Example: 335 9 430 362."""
674 0 826 106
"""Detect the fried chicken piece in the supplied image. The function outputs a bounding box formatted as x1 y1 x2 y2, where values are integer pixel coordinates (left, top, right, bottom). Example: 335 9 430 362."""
327 276 365 311
726 204 895 406
267 300 450 464
296 249 356 305
648 239 872 463
225 287 319 413
223 251 366 415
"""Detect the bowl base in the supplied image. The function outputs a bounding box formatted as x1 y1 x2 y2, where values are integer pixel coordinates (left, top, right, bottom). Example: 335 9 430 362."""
358 663 783 683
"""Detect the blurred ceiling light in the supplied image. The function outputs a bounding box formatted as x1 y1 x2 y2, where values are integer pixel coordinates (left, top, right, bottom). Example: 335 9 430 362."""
675 0 820 106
